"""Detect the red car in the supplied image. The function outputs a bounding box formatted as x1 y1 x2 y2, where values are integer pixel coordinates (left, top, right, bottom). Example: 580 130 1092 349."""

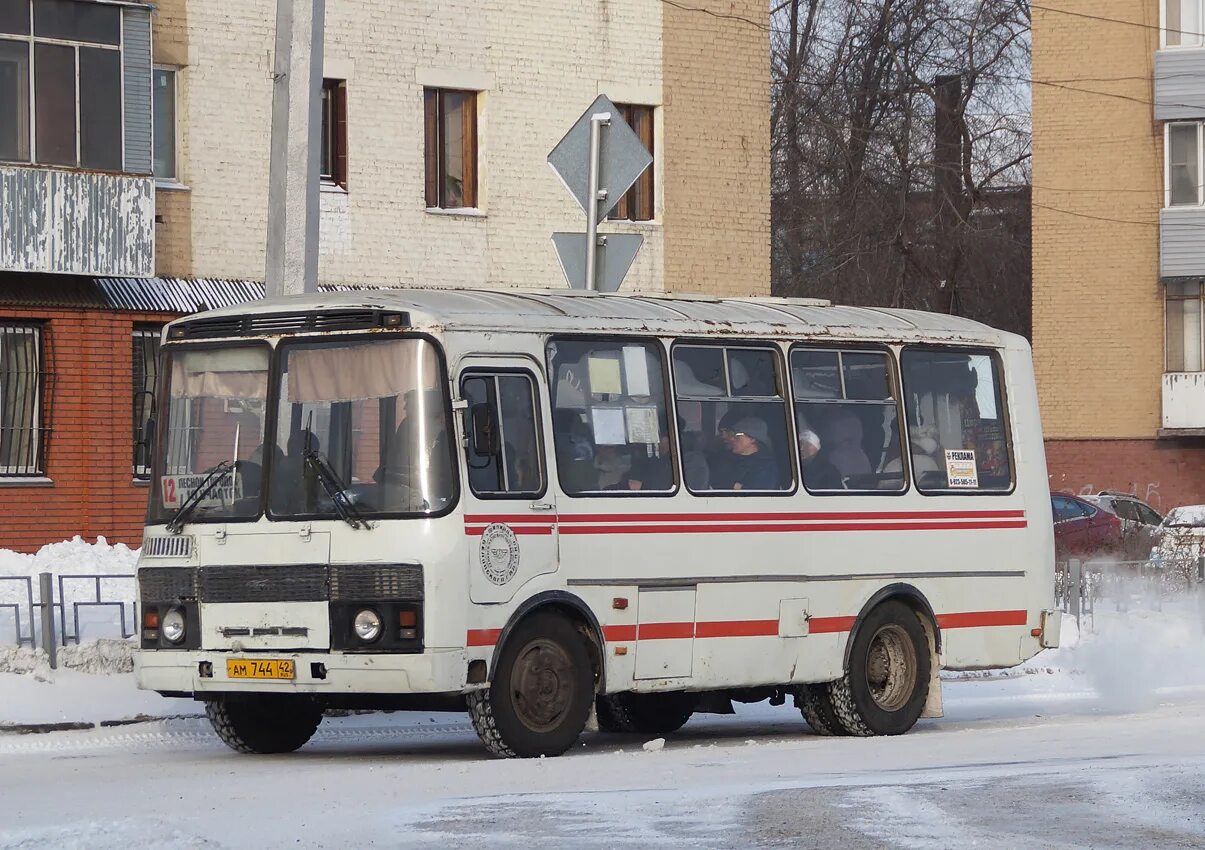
1051 492 1123 562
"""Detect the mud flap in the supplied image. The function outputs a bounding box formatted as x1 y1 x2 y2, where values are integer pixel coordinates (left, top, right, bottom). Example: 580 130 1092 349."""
921 657 944 718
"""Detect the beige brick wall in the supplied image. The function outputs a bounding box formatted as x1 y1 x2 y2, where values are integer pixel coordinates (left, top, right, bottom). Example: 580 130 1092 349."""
1031 1 1163 438
151 1 768 296
662 0 771 295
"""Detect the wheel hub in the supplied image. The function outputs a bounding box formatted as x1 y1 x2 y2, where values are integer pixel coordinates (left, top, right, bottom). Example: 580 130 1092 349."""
512 639 574 732
865 624 918 712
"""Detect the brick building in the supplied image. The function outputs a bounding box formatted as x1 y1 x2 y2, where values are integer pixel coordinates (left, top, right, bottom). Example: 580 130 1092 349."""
0 0 770 551
1033 0 1205 511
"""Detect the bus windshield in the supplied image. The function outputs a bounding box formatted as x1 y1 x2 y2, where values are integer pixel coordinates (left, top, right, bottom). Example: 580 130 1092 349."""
267 336 455 518
151 345 271 524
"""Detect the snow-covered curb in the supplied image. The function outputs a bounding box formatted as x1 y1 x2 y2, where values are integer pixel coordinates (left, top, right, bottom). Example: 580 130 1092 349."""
0 639 135 678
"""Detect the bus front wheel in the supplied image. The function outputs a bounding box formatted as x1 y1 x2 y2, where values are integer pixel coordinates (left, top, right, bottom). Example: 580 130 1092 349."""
467 612 595 758
826 601 931 737
205 695 323 754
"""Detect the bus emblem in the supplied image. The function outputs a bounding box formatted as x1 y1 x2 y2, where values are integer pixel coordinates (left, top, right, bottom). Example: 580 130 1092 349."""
480 523 521 585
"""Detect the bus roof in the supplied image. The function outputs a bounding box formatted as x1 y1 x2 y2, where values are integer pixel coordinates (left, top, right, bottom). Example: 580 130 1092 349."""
169 287 1020 347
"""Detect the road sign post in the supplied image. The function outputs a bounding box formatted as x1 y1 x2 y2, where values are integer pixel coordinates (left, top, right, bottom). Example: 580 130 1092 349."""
548 95 653 293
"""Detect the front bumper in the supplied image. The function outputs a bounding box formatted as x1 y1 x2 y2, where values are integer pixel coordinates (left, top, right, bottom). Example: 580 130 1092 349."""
135 648 468 695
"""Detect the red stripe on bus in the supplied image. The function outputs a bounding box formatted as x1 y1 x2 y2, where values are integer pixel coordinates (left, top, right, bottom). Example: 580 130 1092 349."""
558 520 1028 535
464 515 560 525
556 510 1026 524
637 622 695 640
807 616 860 634
602 624 638 642
937 610 1028 629
466 628 503 647
464 526 554 536
694 619 780 638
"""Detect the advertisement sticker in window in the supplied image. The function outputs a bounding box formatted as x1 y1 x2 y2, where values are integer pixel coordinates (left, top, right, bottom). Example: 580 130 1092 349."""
945 450 978 488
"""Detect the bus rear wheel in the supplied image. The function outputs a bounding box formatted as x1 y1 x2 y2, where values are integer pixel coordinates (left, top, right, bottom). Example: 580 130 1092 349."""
796 684 845 736
467 613 594 758
596 692 695 735
205 695 323 754
827 601 931 737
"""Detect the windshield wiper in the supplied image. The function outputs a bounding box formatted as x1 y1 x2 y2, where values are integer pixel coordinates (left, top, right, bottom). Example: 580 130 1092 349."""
302 449 367 530
166 461 232 534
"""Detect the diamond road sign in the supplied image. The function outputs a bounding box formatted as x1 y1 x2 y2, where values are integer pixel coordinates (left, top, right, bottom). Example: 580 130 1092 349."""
551 232 644 293
548 94 653 219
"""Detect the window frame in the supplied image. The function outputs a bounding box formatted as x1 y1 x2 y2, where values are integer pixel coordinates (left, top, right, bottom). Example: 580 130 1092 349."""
789 343 910 496
132 323 162 480
152 64 179 184
319 77 347 190
607 102 655 222
670 339 797 497
545 334 679 499
0 0 127 171
1165 279 1205 371
423 87 478 210
0 321 46 478
899 345 1016 497
1165 121 1204 207
1163 0 1205 48
459 367 548 501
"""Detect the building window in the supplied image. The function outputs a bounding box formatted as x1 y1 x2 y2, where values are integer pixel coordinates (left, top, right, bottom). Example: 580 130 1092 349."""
1166 0 1204 47
1168 122 1203 206
153 67 177 181
608 103 655 222
0 0 126 170
0 323 45 476
133 326 161 479
1167 281 1205 372
320 78 347 188
424 88 477 209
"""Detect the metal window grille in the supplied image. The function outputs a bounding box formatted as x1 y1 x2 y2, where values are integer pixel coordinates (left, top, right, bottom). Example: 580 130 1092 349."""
132 325 162 478
0 323 46 476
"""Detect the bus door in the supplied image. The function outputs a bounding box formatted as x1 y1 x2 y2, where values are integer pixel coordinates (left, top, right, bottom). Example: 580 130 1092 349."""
460 363 559 604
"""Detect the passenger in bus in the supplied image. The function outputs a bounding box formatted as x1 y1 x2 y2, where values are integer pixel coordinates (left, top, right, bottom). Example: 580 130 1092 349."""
680 424 711 491
819 409 872 481
593 444 631 489
626 434 672 491
720 417 779 491
798 428 843 490
552 410 597 493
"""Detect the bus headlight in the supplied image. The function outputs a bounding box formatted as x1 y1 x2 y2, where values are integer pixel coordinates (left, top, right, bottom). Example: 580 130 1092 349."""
353 608 382 642
162 607 187 644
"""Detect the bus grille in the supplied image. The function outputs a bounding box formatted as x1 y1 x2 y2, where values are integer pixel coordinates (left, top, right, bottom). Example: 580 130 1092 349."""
330 564 423 601
142 535 194 559
139 567 199 601
199 564 328 603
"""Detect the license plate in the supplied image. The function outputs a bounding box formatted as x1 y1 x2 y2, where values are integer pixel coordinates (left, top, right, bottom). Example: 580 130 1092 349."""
226 658 295 680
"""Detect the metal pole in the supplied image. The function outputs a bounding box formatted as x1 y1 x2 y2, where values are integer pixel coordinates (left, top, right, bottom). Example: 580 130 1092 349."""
584 111 611 292
38 572 55 670
1069 558 1082 623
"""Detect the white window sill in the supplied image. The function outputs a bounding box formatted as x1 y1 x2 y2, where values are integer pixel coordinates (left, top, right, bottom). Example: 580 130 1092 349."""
155 179 190 192
0 477 54 487
425 206 487 219
321 181 348 194
606 218 661 230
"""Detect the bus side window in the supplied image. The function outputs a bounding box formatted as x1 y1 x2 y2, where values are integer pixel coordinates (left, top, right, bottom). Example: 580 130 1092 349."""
899 348 1013 493
545 338 675 496
461 373 545 497
791 347 905 493
672 343 793 494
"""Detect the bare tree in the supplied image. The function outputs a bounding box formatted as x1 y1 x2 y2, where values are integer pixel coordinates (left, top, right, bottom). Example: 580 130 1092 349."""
771 0 1032 337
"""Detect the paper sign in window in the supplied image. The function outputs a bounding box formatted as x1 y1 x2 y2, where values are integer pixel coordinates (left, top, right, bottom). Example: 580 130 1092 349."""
624 405 660 444
622 346 651 397
587 356 623 396
591 407 627 445
945 449 978 488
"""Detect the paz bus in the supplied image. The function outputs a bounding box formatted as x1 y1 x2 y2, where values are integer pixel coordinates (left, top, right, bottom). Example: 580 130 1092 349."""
134 288 1060 758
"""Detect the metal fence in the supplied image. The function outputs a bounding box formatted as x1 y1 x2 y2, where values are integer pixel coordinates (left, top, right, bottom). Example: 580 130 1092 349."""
0 572 137 667
1056 556 1205 633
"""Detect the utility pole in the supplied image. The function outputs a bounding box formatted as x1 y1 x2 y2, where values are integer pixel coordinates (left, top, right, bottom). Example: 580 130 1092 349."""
933 73 965 315
264 0 325 297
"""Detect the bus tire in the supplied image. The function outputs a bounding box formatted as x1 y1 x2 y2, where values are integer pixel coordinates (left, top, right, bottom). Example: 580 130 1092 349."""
205 695 323 754
796 684 845 737
595 692 695 734
826 601 930 737
467 612 594 758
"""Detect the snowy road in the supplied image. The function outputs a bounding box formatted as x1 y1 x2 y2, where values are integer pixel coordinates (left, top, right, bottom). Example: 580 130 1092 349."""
1 674 1204 849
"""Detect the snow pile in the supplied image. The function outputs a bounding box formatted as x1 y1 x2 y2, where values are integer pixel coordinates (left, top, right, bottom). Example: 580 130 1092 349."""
0 535 139 589
0 639 134 677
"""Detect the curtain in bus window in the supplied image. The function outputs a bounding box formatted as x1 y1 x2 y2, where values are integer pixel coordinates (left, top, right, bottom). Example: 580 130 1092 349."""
287 339 438 403
546 339 673 495
791 349 903 492
672 345 792 493
170 348 269 400
900 349 1012 492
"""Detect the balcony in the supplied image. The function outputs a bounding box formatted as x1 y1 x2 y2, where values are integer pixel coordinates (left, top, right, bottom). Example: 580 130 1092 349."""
0 166 154 277
1162 372 1205 434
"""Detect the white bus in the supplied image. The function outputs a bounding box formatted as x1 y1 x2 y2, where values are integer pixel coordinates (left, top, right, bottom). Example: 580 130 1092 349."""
135 288 1060 758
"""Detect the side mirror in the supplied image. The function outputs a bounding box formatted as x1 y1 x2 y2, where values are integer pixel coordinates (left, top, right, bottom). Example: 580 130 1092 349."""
470 403 500 457
137 416 156 467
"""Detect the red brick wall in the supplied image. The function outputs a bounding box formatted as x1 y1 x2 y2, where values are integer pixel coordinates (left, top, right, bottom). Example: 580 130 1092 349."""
0 307 177 553
1045 438 1205 514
